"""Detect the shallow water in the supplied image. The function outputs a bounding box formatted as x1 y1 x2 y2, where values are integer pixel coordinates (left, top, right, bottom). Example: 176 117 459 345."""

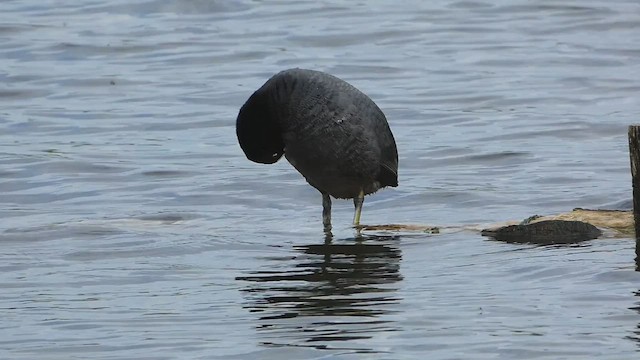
1 0 640 359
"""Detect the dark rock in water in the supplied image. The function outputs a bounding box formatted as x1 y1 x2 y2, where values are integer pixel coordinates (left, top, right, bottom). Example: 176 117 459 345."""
481 220 602 245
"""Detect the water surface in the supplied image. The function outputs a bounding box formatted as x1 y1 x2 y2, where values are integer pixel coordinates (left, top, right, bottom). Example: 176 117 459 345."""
1 0 639 359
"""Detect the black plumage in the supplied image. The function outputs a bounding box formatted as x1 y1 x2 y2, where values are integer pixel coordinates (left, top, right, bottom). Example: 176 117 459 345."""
236 68 398 231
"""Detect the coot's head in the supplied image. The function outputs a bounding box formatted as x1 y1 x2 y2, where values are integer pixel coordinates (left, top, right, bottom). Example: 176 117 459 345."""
236 89 284 164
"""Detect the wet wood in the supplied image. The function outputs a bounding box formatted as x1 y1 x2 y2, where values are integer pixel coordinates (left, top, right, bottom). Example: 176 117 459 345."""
508 208 633 236
480 220 601 244
361 127 640 247
361 224 440 233
364 208 634 242
629 125 640 238
629 125 640 268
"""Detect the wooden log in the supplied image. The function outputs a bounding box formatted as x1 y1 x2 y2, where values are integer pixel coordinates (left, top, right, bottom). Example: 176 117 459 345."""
629 125 640 238
366 208 633 236
481 220 601 244
629 125 640 269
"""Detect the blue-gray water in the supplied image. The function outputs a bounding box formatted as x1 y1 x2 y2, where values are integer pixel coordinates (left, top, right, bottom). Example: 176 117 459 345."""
1 0 639 359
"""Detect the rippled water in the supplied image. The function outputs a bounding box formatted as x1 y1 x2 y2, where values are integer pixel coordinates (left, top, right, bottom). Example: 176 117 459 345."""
1 0 640 359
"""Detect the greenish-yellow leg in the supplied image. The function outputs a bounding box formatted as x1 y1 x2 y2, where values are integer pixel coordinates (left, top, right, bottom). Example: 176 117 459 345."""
322 193 332 233
353 188 364 226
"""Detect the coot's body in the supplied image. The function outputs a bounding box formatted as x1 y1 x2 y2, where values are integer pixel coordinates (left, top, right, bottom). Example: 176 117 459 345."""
236 68 398 231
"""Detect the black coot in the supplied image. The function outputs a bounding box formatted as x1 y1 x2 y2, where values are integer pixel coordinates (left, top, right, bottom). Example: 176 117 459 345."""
236 68 398 231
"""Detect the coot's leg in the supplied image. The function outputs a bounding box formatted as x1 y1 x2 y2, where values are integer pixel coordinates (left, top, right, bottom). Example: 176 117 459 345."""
322 192 332 232
353 188 365 226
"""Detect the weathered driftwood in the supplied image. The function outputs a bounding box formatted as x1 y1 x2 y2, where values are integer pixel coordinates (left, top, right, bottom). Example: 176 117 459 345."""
362 208 634 243
481 208 633 239
527 208 632 234
361 224 440 233
361 125 640 247
480 220 601 244
629 125 640 237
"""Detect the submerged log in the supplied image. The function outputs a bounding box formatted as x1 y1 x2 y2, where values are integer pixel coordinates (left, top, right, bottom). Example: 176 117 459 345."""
480 220 601 244
363 208 633 243
531 208 633 235
628 125 640 269
479 208 633 240
361 224 440 233
629 125 640 238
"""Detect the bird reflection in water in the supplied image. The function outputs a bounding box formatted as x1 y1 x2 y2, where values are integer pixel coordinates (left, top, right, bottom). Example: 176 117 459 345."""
236 233 403 352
